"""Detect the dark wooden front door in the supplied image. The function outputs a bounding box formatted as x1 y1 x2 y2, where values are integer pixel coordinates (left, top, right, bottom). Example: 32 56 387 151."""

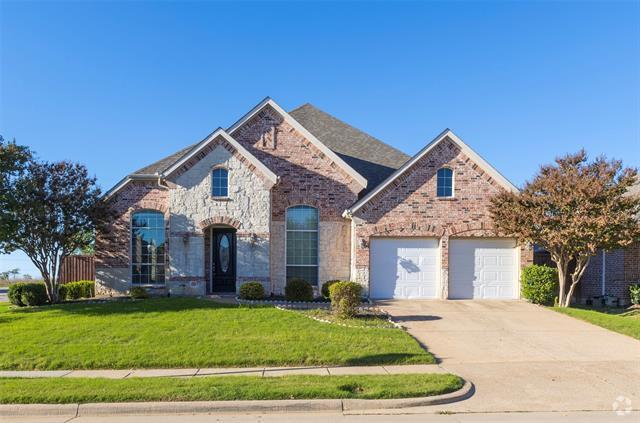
211 229 236 293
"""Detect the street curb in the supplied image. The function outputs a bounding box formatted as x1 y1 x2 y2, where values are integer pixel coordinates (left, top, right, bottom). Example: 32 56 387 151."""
0 381 473 417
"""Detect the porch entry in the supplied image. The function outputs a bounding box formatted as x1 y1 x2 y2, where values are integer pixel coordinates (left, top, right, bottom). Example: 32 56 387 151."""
209 227 236 293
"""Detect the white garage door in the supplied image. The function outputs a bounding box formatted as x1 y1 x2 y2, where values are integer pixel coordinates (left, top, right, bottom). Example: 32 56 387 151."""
370 238 439 299
449 239 518 299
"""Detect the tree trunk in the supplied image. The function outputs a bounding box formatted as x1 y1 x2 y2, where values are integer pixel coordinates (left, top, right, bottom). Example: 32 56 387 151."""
553 254 569 307
563 255 590 307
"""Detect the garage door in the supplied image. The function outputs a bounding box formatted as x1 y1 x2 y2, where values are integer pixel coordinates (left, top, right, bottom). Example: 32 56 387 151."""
449 239 518 299
370 238 439 299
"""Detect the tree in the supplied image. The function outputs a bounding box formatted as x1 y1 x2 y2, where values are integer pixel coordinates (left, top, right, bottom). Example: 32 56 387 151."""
0 160 112 303
490 150 640 307
0 136 32 245
0 268 20 280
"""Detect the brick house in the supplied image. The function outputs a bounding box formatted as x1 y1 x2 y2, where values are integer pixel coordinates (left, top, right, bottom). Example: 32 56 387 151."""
96 97 533 299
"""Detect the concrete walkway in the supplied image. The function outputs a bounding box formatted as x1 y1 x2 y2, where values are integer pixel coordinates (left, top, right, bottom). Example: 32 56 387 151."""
0 364 446 379
378 300 640 413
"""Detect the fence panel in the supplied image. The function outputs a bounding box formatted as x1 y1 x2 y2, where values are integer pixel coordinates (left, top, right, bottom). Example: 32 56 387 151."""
59 255 95 283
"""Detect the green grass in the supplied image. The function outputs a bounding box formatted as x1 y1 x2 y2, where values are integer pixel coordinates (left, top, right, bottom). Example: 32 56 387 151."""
0 374 463 404
552 306 640 340
0 298 434 370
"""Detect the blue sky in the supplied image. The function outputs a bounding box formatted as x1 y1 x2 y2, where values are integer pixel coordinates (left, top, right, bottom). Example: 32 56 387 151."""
1 1 639 277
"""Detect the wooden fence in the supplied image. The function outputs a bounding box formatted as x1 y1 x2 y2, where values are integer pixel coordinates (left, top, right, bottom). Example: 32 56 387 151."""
59 255 95 283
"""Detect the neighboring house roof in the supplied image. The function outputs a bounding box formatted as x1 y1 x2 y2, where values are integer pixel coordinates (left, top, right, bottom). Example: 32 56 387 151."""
345 129 520 216
289 104 410 192
627 177 640 199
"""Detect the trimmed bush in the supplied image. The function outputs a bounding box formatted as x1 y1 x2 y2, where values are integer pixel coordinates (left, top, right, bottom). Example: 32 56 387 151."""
521 264 559 305
321 280 340 299
630 284 640 306
239 281 265 300
59 280 95 300
20 283 49 306
284 278 313 302
329 281 362 319
8 283 26 306
130 286 149 299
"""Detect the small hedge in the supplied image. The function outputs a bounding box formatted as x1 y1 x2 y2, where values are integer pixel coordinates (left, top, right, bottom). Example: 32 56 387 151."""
321 280 340 299
130 286 149 299
59 280 95 300
239 281 265 300
630 284 640 306
284 278 314 302
521 264 558 305
8 283 49 307
329 281 362 319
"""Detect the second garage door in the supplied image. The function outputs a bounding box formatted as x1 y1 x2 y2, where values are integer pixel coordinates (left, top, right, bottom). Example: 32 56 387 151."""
449 239 518 299
370 238 439 299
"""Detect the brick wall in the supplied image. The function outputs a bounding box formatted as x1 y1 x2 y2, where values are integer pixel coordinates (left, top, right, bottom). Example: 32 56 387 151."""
352 136 533 297
580 248 635 303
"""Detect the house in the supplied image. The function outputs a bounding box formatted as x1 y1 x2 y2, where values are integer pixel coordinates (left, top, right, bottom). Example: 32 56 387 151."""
535 180 640 305
96 97 533 300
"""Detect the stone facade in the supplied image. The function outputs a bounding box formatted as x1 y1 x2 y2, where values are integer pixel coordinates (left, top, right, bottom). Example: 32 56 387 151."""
351 136 533 298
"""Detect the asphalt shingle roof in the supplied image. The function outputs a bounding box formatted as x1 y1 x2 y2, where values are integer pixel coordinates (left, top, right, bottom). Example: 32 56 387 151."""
131 103 410 192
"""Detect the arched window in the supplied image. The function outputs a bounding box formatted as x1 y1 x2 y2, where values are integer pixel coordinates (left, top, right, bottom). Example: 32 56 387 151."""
212 168 229 197
131 211 165 285
286 205 319 286
437 168 453 198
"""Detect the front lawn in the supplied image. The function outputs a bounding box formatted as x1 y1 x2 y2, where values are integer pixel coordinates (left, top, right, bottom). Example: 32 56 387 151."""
552 306 640 340
0 298 434 370
0 374 462 403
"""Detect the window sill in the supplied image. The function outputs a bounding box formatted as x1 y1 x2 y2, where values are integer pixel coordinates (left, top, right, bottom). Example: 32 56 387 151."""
131 284 165 288
436 197 457 201
211 196 231 201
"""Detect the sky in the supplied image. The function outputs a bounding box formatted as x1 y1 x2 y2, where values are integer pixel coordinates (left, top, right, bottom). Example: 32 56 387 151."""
1 1 639 277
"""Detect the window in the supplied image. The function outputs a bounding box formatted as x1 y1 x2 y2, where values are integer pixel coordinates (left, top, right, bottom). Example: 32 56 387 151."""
131 211 165 285
286 205 319 286
212 168 228 197
437 168 453 197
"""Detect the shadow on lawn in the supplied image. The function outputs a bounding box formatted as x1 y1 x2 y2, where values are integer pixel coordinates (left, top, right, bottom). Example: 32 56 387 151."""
344 353 432 366
8 297 239 316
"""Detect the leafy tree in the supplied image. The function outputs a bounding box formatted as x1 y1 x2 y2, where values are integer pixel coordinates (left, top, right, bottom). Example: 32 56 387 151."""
0 160 112 303
0 136 32 245
490 150 639 307
0 268 20 280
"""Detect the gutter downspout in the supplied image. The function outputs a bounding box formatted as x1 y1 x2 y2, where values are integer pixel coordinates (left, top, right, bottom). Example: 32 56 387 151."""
601 250 606 296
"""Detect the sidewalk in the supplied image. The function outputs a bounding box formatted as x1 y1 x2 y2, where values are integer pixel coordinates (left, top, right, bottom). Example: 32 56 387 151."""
0 364 446 379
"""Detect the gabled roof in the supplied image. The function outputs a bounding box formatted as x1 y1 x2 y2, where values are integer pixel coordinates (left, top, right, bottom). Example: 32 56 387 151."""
289 104 410 192
345 129 519 216
104 128 277 199
227 97 368 188
162 128 278 185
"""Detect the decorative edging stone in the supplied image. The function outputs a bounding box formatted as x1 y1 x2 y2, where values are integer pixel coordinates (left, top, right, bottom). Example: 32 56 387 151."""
236 297 373 310
0 381 473 417
277 306 405 330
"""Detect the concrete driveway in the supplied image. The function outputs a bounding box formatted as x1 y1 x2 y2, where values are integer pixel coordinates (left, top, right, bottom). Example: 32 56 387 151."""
378 300 640 413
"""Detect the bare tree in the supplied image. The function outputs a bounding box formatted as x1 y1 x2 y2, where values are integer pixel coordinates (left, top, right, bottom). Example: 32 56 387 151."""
490 150 639 307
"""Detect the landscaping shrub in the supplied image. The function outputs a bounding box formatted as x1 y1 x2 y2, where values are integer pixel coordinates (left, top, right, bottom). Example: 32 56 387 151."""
321 280 340 299
521 264 559 305
284 278 313 302
239 281 265 300
630 284 640 306
20 283 49 306
130 286 149 299
8 283 26 306
329 281 362 319
59 280 95 300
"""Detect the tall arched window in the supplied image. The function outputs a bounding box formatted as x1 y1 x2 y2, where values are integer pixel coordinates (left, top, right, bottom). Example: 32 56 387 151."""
131 211 165 285
437 168 453 198
286 205 319 286
212 168 229 197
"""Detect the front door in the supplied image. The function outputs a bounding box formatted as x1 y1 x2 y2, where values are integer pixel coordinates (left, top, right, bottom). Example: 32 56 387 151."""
210 229 236 293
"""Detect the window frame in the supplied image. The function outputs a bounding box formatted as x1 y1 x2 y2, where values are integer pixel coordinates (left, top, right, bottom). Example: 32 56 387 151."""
285 205 319 286
211 167 229 198
130 210 166 286
436 167 454 198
